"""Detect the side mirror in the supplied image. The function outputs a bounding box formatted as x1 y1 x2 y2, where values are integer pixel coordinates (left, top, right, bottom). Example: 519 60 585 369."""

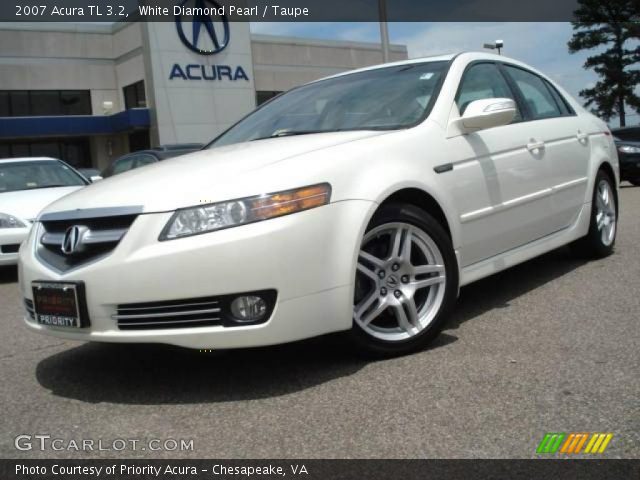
89 176 103 183
452 98 516 134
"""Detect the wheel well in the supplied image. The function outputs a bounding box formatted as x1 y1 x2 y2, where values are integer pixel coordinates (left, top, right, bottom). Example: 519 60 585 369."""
598 162 619 215
380 188 452 239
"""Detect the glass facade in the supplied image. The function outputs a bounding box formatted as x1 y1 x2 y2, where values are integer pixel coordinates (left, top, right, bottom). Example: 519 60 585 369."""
0 139 92 168
0 90 92 117
256 91 283 106
123 81 147 110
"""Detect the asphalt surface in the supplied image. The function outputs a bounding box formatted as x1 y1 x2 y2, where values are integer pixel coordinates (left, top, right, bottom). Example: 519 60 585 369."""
1 185 638 460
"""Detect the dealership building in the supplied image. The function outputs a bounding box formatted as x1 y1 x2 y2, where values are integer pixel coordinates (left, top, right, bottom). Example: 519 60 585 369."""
0 21 407 170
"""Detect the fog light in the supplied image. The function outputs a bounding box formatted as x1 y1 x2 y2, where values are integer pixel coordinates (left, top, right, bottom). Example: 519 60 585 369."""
230 296 267 322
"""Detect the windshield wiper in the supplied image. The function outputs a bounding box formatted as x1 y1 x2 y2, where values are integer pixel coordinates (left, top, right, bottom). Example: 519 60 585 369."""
27 184 69 190
251 129 340 141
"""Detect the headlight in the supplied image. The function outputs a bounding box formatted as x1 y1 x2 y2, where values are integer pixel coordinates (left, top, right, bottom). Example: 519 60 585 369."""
618 145 640 154
160 183 331 240
0 213 27 229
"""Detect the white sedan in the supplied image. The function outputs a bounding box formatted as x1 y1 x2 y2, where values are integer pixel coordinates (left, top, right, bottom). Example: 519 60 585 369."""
18 52 619 356
0 158 88 266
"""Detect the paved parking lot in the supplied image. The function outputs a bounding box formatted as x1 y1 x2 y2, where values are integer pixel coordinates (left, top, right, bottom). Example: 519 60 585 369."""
1 186 638 459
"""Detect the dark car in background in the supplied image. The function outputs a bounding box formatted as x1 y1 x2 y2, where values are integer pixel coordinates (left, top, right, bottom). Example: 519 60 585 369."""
101 144 203 178
612 127 640 186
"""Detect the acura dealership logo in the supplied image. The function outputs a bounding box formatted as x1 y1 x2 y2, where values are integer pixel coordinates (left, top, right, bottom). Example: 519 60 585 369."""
61 226 88 255
175 0 230 55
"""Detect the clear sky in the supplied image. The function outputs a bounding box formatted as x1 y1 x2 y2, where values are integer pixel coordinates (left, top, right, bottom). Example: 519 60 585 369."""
250 22 639 127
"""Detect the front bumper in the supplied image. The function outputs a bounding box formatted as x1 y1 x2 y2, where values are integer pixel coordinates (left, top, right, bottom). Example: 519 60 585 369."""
19 200 374 349
0 228 29 266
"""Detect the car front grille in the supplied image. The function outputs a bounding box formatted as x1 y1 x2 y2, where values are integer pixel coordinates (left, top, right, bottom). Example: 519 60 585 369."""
114 297 223 330
24 298 35 320
36 207 141 272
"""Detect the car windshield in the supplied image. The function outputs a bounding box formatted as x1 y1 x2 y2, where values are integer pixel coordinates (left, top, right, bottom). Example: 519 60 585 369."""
209 61 448 148
0 160 86 193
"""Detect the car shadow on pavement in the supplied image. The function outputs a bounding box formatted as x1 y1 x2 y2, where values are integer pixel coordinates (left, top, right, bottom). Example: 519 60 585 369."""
448 246 589 330
34 331 456 405
0 266 18 284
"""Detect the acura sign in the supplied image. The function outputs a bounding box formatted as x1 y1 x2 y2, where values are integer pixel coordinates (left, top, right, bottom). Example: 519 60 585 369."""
175 0 229 55
169 64 249 81
171 0 249 82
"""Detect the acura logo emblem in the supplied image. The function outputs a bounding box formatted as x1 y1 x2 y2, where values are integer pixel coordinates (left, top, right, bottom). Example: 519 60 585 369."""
176 0 230 55
386 275 399 288
61 225 88 255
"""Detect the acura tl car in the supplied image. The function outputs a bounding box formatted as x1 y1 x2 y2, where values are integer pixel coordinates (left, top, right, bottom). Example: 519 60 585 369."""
18 52 619 356
0 157 88 266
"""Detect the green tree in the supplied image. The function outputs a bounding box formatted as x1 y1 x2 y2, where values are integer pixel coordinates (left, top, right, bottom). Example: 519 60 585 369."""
568 0 640 126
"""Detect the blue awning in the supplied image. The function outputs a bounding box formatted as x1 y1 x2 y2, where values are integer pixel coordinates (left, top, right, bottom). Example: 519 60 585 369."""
0 109 150 139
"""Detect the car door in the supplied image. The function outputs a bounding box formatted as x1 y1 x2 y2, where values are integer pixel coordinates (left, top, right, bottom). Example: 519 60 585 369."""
440 62 556 267
501 65 590 231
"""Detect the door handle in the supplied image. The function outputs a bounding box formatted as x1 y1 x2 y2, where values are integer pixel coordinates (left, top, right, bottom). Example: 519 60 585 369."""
527 140 545 152
577 132 589 143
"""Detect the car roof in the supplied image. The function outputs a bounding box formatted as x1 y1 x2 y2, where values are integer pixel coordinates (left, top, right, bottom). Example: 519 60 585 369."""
0 156 60 164
312 51 546 84
119 148 199 160
316 53 458 82
153 143 204 151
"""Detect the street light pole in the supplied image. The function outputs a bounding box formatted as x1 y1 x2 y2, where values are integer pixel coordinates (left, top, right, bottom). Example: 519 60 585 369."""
378 0 390 63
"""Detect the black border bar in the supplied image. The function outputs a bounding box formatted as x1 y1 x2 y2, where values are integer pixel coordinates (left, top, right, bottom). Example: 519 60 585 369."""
2 459 639 480
1 0 599 23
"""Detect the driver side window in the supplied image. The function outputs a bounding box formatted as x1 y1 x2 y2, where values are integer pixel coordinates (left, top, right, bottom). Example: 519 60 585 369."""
456 63 521 122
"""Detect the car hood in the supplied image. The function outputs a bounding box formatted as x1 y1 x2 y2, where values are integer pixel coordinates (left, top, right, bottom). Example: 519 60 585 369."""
0 187 83 222
41 131 388 214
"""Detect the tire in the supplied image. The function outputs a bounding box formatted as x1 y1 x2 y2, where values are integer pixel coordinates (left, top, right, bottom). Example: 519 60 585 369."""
570 170 617 258
350 203 458 357
630 179 640 187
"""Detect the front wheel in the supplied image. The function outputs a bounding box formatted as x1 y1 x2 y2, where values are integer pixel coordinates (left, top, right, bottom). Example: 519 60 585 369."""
351 203 458 357
570 170 617 258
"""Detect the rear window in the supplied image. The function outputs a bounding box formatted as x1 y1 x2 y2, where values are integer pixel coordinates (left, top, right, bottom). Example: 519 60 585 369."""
504 66 563 120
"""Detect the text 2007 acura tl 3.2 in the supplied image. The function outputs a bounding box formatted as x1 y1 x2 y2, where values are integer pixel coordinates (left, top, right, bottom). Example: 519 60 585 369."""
19 52 619 356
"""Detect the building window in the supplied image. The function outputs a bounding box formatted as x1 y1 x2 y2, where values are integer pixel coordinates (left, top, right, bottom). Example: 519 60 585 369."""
0 92 9 117
0 139 91 168
128 130 150 152
123 81 147 110
0 90 91 117
256 91 282 106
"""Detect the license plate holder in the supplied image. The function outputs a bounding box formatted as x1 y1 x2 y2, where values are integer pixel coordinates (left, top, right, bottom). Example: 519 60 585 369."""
31 281 90 328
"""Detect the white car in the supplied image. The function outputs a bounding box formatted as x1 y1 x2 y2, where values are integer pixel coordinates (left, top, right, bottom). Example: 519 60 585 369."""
0 158 88 266
18 53 619 356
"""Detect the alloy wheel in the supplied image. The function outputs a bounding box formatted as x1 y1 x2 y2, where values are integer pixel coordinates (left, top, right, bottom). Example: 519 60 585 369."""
595 179 616 246
354 222 447 342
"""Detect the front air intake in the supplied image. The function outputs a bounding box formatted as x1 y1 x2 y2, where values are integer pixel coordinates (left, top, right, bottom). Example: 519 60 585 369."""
114 290 277 330
114 297 223 330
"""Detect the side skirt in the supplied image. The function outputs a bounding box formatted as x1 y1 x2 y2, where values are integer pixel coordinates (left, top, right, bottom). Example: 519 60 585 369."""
458 203 591 287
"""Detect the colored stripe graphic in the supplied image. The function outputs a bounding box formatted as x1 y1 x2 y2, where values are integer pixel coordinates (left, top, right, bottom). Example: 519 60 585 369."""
537 433 565 454
539 433 614 454
560 433 589 453
584 433 613 454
